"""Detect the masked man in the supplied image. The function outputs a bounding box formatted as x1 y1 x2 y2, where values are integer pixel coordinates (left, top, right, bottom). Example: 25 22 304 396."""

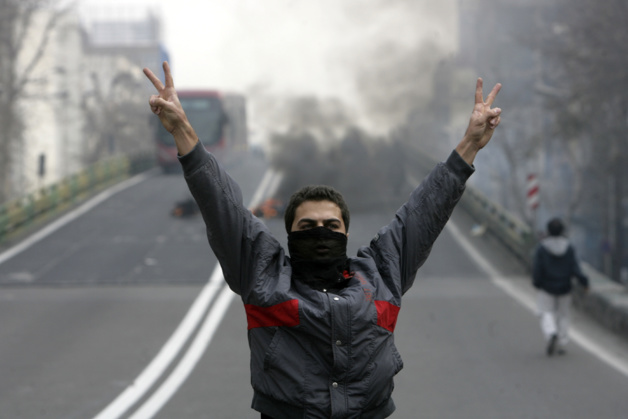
144 62 502 419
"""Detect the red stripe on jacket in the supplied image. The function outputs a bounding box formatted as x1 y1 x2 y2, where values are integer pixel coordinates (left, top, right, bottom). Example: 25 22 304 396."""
245 299 300 330
374 300 400 332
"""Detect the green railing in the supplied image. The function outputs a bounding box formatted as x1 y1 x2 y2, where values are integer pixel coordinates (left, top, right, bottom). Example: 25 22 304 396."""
0 153 154 244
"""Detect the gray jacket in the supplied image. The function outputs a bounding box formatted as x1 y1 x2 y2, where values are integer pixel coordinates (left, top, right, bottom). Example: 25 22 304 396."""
180 141 474 418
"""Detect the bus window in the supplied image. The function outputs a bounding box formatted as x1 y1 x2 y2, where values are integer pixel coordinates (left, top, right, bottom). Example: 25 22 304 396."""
154 96 226 147
152 91 234 173
179 96 225 147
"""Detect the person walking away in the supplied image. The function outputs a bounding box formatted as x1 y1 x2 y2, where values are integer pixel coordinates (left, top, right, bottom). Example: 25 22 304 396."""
533 218 589 356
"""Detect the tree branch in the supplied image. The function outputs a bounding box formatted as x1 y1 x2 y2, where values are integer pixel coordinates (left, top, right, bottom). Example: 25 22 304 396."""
15 1 74 95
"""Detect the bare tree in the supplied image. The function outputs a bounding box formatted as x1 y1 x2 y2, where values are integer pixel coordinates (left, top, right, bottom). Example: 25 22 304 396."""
0 0 70 203
81 70 153 165
536 0 628 279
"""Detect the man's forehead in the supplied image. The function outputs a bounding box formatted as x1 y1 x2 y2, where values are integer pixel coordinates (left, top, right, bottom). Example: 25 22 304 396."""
295 200 342 217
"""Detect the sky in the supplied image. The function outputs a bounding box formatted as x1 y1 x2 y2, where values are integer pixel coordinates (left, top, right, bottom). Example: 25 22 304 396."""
80 0 458 138
81 0 457 96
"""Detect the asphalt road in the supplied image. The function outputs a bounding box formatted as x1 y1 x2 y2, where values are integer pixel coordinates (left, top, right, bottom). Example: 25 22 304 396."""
1 149 627 419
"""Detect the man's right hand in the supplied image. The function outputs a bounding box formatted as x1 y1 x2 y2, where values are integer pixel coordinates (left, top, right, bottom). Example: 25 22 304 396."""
143 61 198 155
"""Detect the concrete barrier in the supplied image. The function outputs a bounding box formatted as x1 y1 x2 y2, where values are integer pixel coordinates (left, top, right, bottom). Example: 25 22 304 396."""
458 184 536 265
408 145 628 341
461 183 628 340
573 263 628 338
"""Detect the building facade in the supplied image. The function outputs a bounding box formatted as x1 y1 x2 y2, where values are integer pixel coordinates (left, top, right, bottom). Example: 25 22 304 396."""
13 3 166 198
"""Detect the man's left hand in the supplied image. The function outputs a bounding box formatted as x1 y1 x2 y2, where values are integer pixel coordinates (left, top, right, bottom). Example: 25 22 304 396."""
456 78 502 164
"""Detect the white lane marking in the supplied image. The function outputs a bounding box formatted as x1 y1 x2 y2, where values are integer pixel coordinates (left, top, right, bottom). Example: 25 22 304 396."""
267 171 283 200
92 266 225 419
126 169 283 418
445 221 536 311
128 284 235 419
125 169 284 418
250 169 276 208
445 220 628 379
0 172 151 266
93 168 282 419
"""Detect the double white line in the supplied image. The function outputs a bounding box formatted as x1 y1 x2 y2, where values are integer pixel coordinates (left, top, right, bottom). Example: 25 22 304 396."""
94 168 283 419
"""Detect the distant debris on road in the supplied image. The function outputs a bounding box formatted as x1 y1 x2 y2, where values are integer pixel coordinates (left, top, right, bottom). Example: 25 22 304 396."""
252 198 285 219
171 197 199 218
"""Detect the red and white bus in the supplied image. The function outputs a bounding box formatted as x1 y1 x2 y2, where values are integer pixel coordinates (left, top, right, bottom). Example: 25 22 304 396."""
152 90 247 172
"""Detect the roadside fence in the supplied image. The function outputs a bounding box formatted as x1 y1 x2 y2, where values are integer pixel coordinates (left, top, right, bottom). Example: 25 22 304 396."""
0 153 155 244
405 142 627 339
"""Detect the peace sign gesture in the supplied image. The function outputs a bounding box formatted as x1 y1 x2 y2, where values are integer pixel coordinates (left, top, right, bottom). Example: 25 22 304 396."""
456 78 502 164
143 61 198 155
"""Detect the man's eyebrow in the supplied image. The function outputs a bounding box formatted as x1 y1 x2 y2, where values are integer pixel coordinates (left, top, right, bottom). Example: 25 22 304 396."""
297 218 340 224
297 217 341 225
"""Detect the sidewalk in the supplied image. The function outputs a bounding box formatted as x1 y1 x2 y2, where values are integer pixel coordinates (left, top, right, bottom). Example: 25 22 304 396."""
574 265 628 344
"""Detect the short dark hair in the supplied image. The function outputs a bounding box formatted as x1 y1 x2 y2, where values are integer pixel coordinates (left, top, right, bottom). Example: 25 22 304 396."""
284 185 350 233
547 218 565 237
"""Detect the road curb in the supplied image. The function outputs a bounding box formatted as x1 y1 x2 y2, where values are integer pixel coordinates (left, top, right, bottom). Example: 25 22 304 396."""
574 266 628 341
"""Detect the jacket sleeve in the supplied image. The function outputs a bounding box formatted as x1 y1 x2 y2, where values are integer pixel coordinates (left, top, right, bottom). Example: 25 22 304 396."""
178 141 283 296
570 246 590 289
532 246 543 289
359 150 474 295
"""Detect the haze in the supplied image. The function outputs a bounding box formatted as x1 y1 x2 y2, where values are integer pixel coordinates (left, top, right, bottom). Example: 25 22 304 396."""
82 0 457 108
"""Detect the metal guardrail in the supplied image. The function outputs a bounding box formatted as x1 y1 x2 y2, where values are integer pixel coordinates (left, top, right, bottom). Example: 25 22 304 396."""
0 154 146 244
406 143 535 265
407 144 628 339
458 184 536 266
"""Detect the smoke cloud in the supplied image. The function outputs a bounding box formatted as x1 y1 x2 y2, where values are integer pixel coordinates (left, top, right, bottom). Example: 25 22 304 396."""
245 1 457 212
269 123 409 213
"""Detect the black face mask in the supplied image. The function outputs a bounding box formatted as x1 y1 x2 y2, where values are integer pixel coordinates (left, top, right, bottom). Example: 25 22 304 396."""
288 226 350 290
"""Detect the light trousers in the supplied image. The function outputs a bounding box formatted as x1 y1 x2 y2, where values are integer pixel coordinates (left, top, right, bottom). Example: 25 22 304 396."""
536 290 571 346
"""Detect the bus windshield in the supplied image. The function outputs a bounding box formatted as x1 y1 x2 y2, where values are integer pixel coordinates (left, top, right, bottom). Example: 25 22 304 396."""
155 96 225 147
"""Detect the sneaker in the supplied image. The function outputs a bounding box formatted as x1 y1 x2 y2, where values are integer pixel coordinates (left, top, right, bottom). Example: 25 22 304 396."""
546 334 558 356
